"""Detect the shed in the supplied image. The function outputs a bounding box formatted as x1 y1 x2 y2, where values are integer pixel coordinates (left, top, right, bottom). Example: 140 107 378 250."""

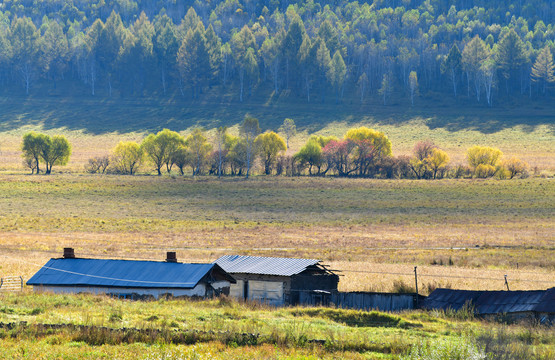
424 288 555 324
215 255 339 306
27 249 235 300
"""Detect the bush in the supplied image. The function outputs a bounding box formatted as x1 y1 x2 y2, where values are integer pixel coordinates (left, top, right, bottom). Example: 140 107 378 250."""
475 164 496 178
85 156 110 174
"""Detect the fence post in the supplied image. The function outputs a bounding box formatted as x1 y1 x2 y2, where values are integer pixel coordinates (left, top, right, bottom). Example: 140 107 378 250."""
20 276 23 291
504 275 510 291
414 266 419 308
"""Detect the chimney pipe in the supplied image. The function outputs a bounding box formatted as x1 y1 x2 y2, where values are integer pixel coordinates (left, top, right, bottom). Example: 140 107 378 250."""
63 248 75 259
166 251 177 263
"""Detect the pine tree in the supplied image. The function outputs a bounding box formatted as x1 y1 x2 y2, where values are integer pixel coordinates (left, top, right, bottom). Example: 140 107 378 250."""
462 36 490 101
177 24 210 99
495 29 527 94
442 44 462 97
531 46 555 95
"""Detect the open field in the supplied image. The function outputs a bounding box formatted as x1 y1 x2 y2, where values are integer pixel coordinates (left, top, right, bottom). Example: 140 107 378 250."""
1 292 554 359
0 175 553 293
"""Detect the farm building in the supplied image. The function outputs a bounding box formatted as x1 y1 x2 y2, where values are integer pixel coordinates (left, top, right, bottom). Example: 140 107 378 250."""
214 255 339 306
424 288 555 324
27 249 235 300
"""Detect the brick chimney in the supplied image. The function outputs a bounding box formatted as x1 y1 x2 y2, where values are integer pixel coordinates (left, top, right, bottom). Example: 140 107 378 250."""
166 251 177 263
63 248 75 259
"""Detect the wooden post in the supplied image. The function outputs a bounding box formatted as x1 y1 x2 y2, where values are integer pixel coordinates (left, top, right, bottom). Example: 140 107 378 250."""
504 275 510 291
414 266 419 308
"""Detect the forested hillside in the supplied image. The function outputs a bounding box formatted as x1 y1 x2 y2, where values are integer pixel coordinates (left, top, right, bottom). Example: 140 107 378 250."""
0 0 554 107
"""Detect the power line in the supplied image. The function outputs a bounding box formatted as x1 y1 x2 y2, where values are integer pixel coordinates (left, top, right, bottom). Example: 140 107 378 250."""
2 253 554 285
0 254 207 286
333 268 555 284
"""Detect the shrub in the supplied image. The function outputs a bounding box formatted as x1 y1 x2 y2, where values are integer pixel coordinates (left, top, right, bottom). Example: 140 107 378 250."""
502 157 529 179
85 156 110 174
475 164 496 178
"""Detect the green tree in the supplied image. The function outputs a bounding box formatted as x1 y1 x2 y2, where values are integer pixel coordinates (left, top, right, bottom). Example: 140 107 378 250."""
240 115 261 178
130 12 155 96
171 146 188 175
315 38 332 102
260 35 282 94
98 11 125 96
40 135 72 175
328 50 347 103
215 126 228 178
177 24 210 99
278 118 296 148
283 16 305 90
409 71 418 106
442 44 462 97
141 129 185 175
345 127 392 176
185 128 212 176
294 135 336 176
428 148 450 179
22 132 71 175
255 131 287 175
11 17 39 94
21 132 48 174
531 46 555 95
462 36 490 101
467 145 503 178
112 141 143 175
378 73 392 105
231 25 258 102
204 24 222 80
154 14 178 95
496 29 527 93
39 20 68 89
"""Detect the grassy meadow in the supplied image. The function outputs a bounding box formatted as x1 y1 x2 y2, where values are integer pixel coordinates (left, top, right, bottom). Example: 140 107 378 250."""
1 292 554 359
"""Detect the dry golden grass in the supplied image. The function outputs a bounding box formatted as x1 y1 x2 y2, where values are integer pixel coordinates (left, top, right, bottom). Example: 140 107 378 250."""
0 175 552 293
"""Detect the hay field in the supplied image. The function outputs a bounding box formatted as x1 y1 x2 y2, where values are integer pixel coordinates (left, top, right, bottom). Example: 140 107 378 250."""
0 175 553 294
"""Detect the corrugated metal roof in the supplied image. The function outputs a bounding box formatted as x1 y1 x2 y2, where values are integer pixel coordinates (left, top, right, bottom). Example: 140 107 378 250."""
534 288 555 313
215 255 320 277
27 258 220 289
424 288 555 314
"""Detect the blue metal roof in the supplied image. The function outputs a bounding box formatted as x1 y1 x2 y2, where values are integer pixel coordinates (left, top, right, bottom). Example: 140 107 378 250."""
27 258 220 289
424 288 555 314
215 255 321 277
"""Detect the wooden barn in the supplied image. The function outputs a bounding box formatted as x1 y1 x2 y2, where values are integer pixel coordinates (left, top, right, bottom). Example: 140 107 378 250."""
215 255 339 306
27 249 235 300
423 288 555 324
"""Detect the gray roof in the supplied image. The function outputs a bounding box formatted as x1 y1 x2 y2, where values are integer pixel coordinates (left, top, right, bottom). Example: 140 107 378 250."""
424 288 555 314
215 255 321 277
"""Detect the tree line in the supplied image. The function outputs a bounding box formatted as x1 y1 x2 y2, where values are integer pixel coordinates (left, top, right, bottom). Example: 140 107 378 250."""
0 1 554 105
21 117 529 180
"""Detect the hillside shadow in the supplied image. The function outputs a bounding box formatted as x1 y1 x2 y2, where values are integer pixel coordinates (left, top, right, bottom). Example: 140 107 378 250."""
0 95 553 135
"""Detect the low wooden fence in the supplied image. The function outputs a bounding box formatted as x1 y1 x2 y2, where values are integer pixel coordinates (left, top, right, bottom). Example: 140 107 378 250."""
0 276 23 292
298 290 424 312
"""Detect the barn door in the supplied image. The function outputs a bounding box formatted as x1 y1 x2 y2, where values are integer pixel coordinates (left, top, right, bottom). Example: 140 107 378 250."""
247 281 284 305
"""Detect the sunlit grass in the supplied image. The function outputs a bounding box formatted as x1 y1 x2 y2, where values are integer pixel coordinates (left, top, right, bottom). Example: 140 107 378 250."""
0 175 553 291
0 292 553 359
